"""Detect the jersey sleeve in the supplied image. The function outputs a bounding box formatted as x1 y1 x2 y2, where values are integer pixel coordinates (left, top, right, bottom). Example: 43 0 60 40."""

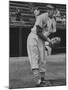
35 16 43 28
35 13 48 28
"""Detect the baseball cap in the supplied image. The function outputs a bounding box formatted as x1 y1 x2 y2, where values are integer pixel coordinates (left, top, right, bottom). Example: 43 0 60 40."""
46 4 55 9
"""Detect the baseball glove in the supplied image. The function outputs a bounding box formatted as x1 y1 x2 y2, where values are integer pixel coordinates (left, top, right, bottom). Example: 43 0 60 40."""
50 37 61 48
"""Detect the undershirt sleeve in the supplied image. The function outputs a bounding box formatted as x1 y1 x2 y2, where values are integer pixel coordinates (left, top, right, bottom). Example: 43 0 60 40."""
52 19 56 33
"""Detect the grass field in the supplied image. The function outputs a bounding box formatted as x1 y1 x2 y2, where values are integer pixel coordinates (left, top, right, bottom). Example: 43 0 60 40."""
9 54 66 89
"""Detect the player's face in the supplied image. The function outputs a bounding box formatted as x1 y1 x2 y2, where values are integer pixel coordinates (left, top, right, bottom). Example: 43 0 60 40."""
48 9 54 18
34 9 40 16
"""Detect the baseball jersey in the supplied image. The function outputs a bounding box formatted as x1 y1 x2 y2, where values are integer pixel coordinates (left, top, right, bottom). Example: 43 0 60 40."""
31 12 56 36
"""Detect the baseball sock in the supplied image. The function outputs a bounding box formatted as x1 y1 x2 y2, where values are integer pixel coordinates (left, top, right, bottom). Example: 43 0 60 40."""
40 72 45 81
32 69 41 84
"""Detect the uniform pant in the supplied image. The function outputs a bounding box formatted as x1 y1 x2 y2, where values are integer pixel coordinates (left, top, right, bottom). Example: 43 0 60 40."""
27 32 48 83
27 32 46 71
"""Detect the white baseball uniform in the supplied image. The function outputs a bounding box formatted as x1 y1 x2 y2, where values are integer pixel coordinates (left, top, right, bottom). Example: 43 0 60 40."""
27 12 56 72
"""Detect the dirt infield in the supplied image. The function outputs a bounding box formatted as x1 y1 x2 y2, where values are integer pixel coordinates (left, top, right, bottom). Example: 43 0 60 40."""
9 54 66 89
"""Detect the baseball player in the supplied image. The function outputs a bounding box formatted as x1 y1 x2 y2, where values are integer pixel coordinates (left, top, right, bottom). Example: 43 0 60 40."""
27 5 56 87
34 7 53 55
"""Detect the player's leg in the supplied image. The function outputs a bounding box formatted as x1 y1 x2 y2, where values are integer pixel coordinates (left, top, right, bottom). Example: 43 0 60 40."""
27 34 42 86
45 41 52 55
27 36 39 69
45 46 52 55
38 40 46 81
39 40 51 86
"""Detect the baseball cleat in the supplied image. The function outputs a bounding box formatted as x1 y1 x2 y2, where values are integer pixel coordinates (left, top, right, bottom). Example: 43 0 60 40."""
35 80 52 87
